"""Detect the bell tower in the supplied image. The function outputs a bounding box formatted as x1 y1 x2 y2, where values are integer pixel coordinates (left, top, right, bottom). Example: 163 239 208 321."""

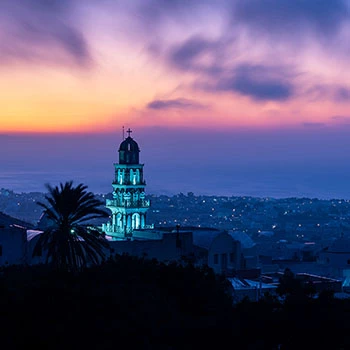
102 128 151 238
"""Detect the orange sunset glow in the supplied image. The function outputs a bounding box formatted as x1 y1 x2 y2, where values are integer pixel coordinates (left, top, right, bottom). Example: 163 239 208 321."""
0 0 349 133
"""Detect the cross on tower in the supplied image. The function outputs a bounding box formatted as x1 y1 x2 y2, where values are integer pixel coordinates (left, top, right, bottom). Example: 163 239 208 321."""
127 128 132 137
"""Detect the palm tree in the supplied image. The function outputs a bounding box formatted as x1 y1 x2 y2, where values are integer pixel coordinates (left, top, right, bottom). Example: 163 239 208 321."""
33 181 110 272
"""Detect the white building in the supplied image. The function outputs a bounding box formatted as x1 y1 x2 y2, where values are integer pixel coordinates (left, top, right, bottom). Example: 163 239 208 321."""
207 231 242 275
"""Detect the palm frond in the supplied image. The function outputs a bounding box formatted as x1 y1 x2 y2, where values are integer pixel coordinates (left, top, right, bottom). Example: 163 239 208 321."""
33 181 109 273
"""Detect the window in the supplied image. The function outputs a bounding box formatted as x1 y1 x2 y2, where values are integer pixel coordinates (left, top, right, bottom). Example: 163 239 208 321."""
230 252 235 263
214 254 218 264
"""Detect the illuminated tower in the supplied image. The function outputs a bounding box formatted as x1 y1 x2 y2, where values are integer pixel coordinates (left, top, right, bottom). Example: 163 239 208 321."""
102 128 151 238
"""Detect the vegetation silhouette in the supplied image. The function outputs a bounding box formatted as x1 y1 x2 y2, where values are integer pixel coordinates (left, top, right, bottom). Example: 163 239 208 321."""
2 180 350 348
33 181 109 272
1 255 350 349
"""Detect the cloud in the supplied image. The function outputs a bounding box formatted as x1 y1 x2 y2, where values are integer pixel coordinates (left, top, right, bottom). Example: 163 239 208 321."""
0 0 91 67
170 36 214 69
166 35 295 101
195 64 295 101
331 116 350 123
137 0 349 51
335 87 350 102
306 85 350 103
138 0 350 90
147 98 206 110
302 122 326 128
230 78 292 101
233 0 349 40
137 0 215 28
217 64 294 101
167 35 226 77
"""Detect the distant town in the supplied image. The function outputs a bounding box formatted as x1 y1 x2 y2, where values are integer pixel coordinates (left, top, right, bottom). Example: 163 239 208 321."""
2 187 350 250
3 130 350 310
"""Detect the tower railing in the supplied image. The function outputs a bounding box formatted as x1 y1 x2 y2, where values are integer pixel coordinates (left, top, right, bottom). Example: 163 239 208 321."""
112 180 146 186
106 199 150 208
102 223 154 237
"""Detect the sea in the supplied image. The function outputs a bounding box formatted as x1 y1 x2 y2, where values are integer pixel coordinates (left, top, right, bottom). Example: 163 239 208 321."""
2 129 350 200
1 168 349 200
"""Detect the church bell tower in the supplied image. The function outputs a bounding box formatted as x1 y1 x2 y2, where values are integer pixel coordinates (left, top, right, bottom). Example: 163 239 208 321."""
102 128 151 238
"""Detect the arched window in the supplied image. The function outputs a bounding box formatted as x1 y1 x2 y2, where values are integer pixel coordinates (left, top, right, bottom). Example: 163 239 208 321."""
116 213 123 229
132 213 141 229
118 170 123 184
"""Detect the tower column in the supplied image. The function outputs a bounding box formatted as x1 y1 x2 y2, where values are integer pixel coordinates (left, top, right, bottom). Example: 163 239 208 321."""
127 215 131 232
123 214 126 229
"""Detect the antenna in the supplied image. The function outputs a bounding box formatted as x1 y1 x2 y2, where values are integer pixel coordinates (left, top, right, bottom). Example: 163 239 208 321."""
122 126 125 140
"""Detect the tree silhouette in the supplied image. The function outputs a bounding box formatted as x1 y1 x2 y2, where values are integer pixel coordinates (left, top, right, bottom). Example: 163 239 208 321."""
277 268 302 297
33 181 109 272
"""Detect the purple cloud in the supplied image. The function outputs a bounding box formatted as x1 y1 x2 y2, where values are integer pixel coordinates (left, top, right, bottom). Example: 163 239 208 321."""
302 122 326 128
335 87 350 102
233 0 349 39
0 0 91 67
147 98 205 110
166 34 296 102
194 64 295 101
306 85 350 103
331 116 350 123
168 36 224 76
138 0 213 28
171 37 212 67
138 0 349 48
216 64 294 101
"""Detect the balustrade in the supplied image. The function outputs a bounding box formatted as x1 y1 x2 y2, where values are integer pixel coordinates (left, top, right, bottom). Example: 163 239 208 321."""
106 198 150 208
112 180 146 186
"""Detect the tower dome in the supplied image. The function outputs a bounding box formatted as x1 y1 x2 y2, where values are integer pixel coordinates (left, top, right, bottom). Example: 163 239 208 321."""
118 128 140 164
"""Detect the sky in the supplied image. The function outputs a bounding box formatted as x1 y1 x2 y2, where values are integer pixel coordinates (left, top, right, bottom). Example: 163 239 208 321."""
1 0 350 199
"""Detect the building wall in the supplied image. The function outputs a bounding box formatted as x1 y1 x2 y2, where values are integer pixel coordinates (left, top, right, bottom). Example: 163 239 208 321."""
0 226 27 266
208 232 242 275
319 251 350 269
0 228 194 267
108 231 194 263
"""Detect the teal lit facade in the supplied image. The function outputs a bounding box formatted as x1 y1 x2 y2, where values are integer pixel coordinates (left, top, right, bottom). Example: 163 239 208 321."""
102 129 152 238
